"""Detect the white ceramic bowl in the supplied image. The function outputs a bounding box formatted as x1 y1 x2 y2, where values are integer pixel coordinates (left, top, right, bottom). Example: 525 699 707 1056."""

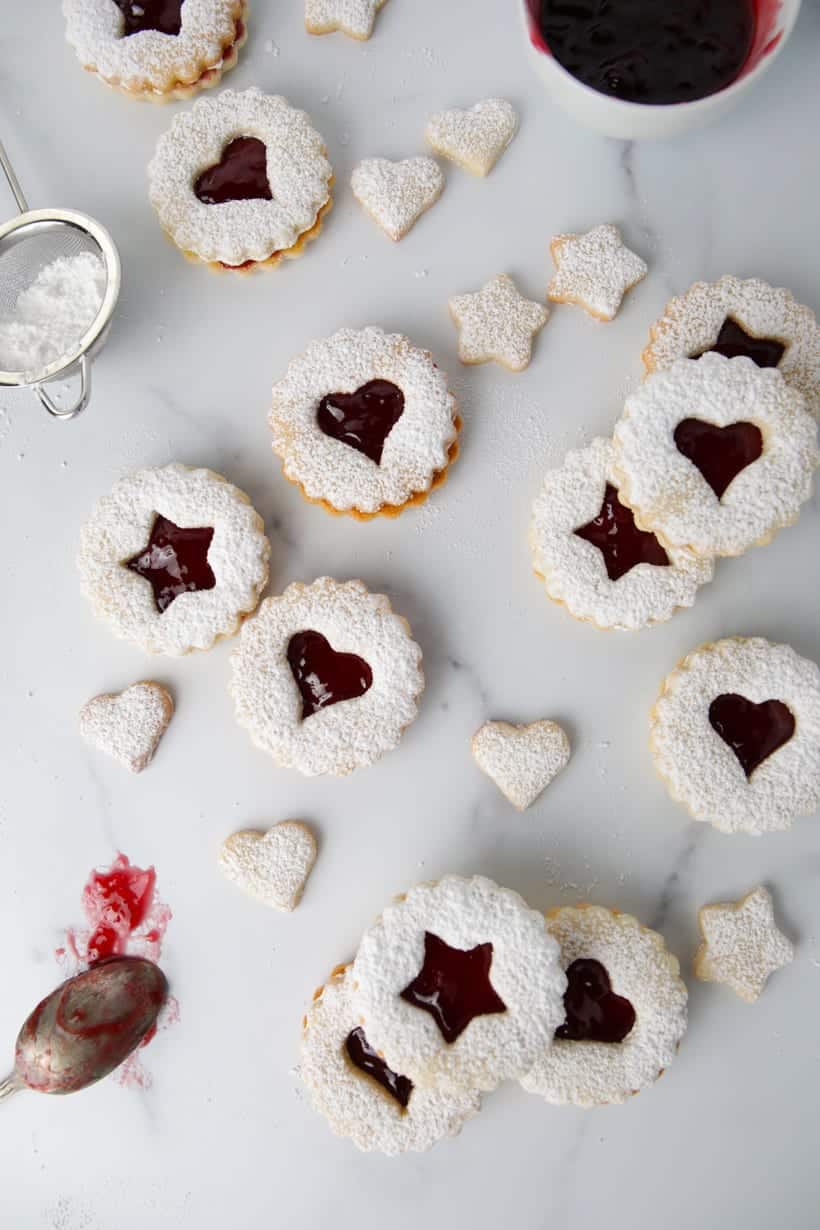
522 0 802 140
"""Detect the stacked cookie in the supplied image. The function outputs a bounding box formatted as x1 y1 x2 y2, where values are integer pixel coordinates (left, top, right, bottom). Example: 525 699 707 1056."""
529 277 820 630
300 875 688 1154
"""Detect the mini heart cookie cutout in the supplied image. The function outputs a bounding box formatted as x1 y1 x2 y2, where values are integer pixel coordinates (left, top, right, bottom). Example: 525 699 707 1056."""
426 98 517 177
471 720 570 810
79 682 174 774
351 156 444 241
218 822 317 911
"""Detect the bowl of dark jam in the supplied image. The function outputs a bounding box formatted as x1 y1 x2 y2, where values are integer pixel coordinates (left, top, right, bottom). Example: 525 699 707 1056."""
523 0 801 138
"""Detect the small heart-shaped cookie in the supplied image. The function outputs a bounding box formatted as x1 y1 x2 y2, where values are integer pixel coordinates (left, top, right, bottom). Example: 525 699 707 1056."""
79 682 174 774
218 822 317 911
471 720 570 810
426 99 517 177
351 157 444 241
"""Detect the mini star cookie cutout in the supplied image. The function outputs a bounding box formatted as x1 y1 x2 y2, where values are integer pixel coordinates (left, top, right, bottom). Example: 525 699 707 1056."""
305 0 388 39
218 822 317 911
694 885 794 1003
471 720 570 809
548 223 648 322
351 157 444 241
449 275 549 372
79 682 174 774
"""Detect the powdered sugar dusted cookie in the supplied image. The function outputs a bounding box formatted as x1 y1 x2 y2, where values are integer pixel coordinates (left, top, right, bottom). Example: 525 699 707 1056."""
229 578 424 777
425 99 517 177
650 637 820 835
471 720 570 810
351 875 566 1093
695 886 794 1002
78 464 270 656
305 0 387 39
613 355 819 557
643 276 820 420
521 906 688 1107
148 89 333 269
63 0 247 100
548 224 647 321
218 822 317 911
269 327 460 518
301 965 480 1154
530 438 713 631
79 681 174 773
351 157 444 242
449 274 548 372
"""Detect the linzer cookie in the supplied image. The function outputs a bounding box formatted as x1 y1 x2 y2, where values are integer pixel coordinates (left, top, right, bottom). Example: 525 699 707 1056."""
148 89 333 269
520 906 688 1107
613 354 819 557
694 886 794 1002
643 276 820 420
529 438 713 630
229 578 424 776
300 965 480 1154
449 274 549 372
78 464 270 656
351 876 566 1093
351 157 444 242
547 224 647 321
269 327 460 518
63 0 247 101
650 637 820 835
425 99 518 177
305 0 388 39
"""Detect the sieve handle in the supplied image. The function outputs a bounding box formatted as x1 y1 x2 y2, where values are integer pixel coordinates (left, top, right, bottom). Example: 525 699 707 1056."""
0 138 29 213
36 355 91 421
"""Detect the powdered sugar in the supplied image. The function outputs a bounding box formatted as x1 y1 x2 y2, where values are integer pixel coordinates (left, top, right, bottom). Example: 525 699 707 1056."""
305 0 387 39
449 274 548 371
79 681 174 773
301 966 481 1154
520 906 688 1107
530 437 714 630
0 252 105 378
351 157 444 241
548 224 647 321
269 327 458 515
643 275 820 420
695 886 794 1002
218 822 317 911
650 637 820 835
425 99 517 177
229 578 424 777
471 720 570 810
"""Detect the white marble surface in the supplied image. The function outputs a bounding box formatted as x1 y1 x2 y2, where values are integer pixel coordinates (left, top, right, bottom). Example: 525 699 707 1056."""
1 1 820 1226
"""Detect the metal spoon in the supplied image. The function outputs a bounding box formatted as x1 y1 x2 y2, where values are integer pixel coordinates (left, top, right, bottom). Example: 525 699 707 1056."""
0 956 168 1102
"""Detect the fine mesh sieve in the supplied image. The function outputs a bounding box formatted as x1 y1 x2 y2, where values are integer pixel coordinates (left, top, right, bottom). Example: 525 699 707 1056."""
0 138 121 420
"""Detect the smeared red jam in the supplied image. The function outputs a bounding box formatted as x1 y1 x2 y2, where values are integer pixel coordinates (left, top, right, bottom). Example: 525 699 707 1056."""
125 514 215 614
316 380 405 465
555 958 636 1043
708 693 795 778
345 1027 413 1109
83 859 158 963
534 0 756 104
673 418 763 499
287 631 373 721
400 932 507 1045
114 0 184 36
574 482 669 581
700 317 786 369
194 137 273 206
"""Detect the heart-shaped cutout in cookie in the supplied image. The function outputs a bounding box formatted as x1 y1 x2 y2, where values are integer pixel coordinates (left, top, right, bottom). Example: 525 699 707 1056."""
316 379 405 464
673 418 763 500
218 822 317 911
426 98 517 177
471 719 570 810
194 137 273 206
114 0 183 36
351 157 444 241
79 682 174 774
287 630 373 720
555 958 636 1044
708 692 795 778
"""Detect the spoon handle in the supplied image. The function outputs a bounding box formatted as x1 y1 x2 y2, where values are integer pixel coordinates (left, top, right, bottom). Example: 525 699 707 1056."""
0 1072 23 1103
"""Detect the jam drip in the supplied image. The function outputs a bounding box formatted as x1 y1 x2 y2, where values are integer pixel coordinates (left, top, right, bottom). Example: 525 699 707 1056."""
709 693 795 778
83 858 158 963
125 514 215 614
400 932 507 1045
574 483 669 581
316 380 405 466
700 318 786 369
194 137 273 206
287 631 373 721
114 0 184 36
673 418 763 500
555 958 636 1044
345 1027 414 1109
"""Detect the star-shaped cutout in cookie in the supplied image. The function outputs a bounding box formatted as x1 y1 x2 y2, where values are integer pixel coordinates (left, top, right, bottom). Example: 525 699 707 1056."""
694 885 794 1003
125 514 215 615
400 931 507 1043
305 0 387 40
449 274 549 372
548 223 647 322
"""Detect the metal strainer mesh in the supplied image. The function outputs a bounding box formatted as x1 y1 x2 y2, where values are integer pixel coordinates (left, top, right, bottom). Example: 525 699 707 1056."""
0 219 103 318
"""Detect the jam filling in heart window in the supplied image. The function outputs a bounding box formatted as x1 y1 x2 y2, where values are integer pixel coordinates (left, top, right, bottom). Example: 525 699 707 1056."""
673 418 763 499
555 958 636 1044
316 380 405 465
708 693 795 778
194 137 273 206
287 631 373 720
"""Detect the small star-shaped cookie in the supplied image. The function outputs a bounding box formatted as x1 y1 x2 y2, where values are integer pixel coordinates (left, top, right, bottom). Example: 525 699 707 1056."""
694 885 794 1003
305 0 387 40
449 274 549 371
548 223 647 322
